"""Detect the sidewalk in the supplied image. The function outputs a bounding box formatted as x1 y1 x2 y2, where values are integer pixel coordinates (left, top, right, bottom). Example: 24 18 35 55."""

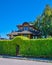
0 58 52 65
0 55 52 63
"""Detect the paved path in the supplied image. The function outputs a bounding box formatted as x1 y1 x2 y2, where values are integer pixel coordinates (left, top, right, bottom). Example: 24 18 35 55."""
0 58 52 65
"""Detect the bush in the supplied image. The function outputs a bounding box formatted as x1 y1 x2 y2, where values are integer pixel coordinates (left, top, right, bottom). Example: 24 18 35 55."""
20 38 52 58
0 40 16 56
0 36 52 58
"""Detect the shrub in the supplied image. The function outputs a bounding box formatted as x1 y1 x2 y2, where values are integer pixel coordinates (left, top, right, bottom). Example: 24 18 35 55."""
0 36 52 58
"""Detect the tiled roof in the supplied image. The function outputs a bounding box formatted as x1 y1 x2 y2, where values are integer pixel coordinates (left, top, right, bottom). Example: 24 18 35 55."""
8 30 41 36
7 32 18 35
18 31 32 34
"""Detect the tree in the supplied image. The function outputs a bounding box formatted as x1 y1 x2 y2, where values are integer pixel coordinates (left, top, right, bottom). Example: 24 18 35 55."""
33 4 52 38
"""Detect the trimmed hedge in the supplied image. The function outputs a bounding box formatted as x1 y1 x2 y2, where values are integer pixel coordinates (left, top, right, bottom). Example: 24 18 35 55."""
0 36 52 58
21 39 52 58
0 40 16 56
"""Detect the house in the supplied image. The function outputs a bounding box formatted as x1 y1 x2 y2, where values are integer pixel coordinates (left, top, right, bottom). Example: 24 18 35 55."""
7 22 41 39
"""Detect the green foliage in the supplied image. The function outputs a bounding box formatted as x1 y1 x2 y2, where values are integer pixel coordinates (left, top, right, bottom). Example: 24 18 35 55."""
33 4 52 37
0 36 29 56
0 36 52 58
20 38 52 58
0 40 16 56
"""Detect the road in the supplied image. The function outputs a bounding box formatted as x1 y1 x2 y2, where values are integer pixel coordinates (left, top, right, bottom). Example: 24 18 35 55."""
0 58 52 65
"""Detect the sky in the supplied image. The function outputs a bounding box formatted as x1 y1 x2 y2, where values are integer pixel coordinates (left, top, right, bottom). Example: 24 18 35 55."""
0 0 52 38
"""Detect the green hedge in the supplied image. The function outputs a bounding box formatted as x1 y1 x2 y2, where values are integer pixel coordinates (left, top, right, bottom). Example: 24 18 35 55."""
0 40 16 56
0 36 52 58
20 38 52 58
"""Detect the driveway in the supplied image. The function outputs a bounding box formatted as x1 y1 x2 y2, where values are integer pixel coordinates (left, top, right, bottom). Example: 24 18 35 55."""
0 58 52 65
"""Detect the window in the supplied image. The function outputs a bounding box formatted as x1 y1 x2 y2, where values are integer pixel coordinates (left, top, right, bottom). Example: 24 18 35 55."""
23 26 28 31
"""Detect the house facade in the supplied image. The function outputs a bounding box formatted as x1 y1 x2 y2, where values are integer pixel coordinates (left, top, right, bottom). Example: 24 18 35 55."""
7 22 41 39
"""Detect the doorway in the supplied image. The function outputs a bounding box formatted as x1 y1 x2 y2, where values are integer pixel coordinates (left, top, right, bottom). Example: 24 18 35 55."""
16 45 20 56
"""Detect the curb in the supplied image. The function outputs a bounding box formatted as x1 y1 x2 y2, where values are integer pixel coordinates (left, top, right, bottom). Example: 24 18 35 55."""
0 55 52 63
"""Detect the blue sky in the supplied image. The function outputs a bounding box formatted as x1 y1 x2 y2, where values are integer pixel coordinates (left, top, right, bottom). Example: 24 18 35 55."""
0 0 52 38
